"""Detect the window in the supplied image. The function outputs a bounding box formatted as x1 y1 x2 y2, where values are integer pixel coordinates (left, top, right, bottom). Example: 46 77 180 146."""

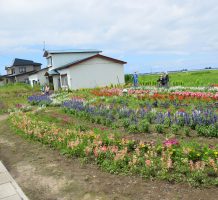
19 67 26 73
47 57 52 66
61 74 68 86
11 69 15 74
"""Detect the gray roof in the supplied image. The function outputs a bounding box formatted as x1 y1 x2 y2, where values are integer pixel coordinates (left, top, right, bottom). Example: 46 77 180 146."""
46 69 60 75
12 58 41 66
43 49 102 57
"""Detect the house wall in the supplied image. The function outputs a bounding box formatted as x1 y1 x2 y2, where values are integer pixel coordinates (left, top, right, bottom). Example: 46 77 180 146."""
47 52 98 70
14 65 34 74
33 66 41 71
53 75 61 91
15 74 30 83
29 73 38 86
58 57 125 90
0 80 4 86
29 69 48 86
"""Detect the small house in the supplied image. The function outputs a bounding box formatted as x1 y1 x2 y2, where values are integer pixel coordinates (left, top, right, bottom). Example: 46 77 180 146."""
4 58 42 84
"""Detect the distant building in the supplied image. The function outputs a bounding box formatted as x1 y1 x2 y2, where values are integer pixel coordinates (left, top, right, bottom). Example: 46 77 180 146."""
4 58 42 84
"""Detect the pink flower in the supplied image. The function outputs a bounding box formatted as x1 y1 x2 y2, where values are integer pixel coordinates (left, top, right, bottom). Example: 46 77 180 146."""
167 158 173 169
189 160 194 171
93 147 99 157
163 139 179 148
145 159 151 167
101 145 107 153
111 145 118 153
85 147 91 156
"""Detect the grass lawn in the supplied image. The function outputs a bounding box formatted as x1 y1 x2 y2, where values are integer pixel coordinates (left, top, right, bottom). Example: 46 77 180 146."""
138 70 218 87
0 83 39 114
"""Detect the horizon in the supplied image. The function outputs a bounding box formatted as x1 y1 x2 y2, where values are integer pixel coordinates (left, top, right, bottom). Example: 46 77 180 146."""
0 0 218 75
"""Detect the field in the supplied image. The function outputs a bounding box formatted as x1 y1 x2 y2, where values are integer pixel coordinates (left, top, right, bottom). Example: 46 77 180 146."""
0 80 218 199
137 69 218 87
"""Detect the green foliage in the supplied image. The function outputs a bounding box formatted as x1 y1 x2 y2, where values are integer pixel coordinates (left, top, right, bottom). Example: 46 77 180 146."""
171 124 180 134
125 74 133 84
155 124 164 133
128 124 138 133
139 70 218 87
138 119 150 132
0 83 38 113
196 124 218 137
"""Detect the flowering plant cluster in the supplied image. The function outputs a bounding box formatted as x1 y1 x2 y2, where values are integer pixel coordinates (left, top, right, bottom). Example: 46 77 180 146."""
28 95 52 106
91 88 122 96
10 112 218 186
62 98 218 137
172 91 218 100
90 88 218 102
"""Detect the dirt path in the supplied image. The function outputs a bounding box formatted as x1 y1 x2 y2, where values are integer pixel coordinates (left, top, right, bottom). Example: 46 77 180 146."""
0 116 218 200
0 114 8 121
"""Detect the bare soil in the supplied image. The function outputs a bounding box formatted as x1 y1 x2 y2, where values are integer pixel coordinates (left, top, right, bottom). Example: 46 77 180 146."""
0 115 218 200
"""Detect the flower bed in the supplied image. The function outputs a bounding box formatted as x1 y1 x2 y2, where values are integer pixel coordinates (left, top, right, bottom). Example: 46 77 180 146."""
10 112 218 186
28 95 52 106
27 88 218 137
62 98 218 137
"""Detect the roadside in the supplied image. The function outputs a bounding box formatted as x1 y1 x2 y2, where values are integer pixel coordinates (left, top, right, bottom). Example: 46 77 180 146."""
0 116 218 200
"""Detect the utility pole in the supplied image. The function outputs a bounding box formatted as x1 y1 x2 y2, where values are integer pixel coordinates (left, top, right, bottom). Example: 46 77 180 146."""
43 41 46 51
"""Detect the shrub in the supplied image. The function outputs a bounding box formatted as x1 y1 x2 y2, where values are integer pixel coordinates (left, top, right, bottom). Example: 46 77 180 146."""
128 124 138 133
155 124 164 133
138 119 149 133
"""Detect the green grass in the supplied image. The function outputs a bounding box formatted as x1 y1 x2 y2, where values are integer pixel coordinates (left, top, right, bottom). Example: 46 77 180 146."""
0 83 39 113
138 70 218 87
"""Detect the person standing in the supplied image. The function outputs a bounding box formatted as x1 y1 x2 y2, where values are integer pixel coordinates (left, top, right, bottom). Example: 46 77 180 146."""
133 72 139 87
45 84 50 95
165 72 169 87
157 74 164 87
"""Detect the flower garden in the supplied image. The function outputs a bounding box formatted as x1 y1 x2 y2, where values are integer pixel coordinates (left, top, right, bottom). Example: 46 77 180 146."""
9 85 218 186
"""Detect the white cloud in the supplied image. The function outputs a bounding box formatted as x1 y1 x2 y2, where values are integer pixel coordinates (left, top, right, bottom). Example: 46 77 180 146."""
0 0 218 73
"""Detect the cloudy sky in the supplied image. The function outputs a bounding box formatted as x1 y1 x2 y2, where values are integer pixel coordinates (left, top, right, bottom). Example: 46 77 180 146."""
0 0 218 74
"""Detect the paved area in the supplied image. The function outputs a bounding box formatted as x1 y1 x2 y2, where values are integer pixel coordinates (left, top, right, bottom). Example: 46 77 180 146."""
0 161 28 200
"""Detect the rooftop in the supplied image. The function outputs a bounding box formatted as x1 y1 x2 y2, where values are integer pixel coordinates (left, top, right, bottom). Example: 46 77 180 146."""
5 58 42 69
43 49 102 57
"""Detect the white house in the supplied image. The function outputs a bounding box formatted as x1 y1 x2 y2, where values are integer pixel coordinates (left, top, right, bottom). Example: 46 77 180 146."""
38 49 126 90
29 67 49 86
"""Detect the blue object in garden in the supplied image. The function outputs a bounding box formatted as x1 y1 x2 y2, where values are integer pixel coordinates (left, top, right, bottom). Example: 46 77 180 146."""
133 72 138 87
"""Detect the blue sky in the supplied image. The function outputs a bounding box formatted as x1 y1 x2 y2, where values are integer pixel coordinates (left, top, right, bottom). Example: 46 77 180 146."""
0 0 218 75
